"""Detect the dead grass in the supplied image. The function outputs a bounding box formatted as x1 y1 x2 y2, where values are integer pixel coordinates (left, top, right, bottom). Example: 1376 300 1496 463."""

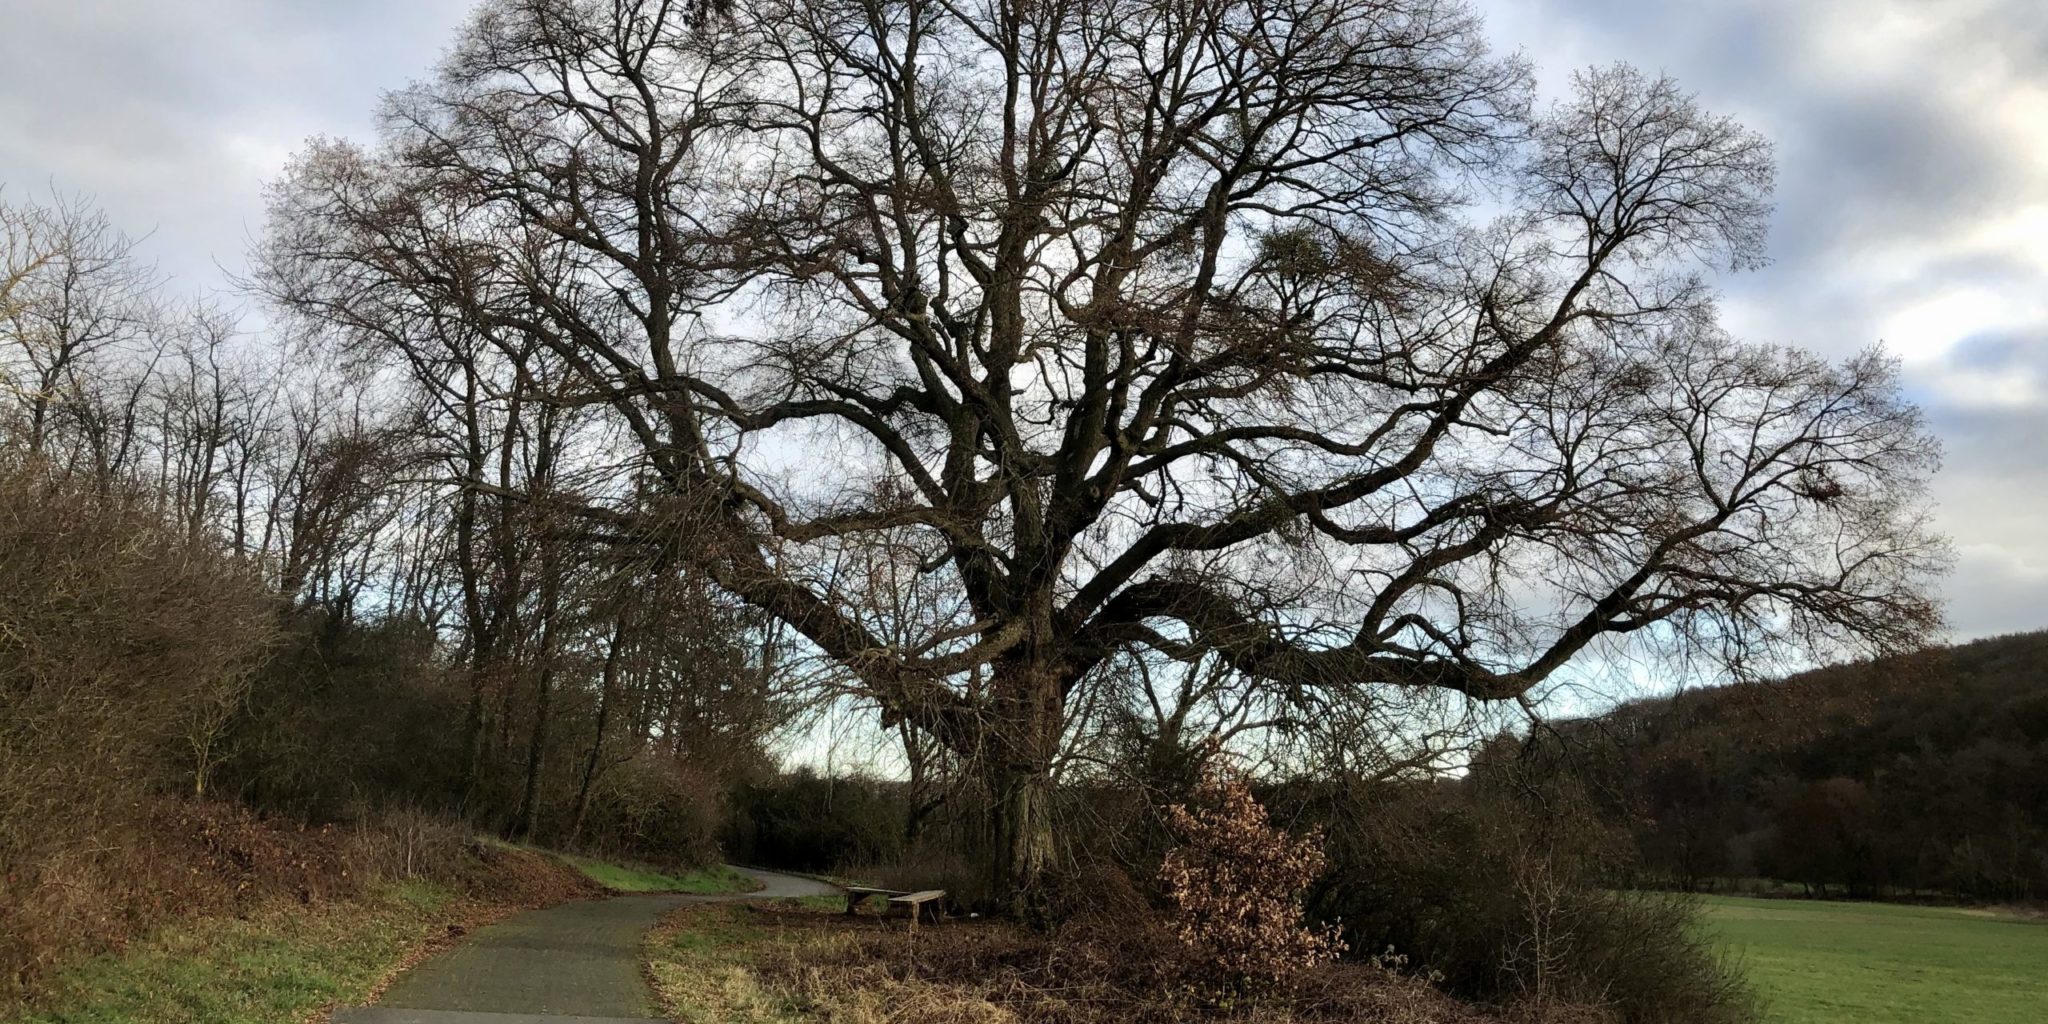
644 900 1553 1024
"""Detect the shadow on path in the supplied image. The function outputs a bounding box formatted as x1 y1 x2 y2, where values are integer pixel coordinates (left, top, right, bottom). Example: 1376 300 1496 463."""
331 867 837 1024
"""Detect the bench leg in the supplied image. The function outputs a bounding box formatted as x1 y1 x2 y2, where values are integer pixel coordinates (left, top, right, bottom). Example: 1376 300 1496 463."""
899 901 939 935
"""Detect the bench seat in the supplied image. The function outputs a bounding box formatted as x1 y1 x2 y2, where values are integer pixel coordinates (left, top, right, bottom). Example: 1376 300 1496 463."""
887 889 946 933
842 885 910 915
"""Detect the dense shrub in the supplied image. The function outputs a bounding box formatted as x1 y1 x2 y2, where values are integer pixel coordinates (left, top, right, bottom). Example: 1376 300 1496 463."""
0 470 275 829
1310 782 1757 1024
221 611 467 821
573 753 724 868
0 469 279 995
224 608 736 870
1160 767 1344 994
722 769 911 872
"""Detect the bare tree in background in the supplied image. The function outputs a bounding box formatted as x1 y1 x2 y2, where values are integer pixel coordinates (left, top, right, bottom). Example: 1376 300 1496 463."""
264 0 1948 914
0 195 55 322
0 195 167 466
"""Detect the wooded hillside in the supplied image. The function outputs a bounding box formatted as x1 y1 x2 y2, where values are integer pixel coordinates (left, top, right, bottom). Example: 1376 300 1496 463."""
1480 632 2048 900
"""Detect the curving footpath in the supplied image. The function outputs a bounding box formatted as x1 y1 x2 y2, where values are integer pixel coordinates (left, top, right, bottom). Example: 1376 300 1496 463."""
331 867 838 1024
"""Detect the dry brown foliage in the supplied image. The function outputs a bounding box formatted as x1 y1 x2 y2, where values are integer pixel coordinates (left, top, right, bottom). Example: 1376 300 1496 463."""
0 465 281 998
652 901 1529 1024
456 836 606 907
1160 767 1346 995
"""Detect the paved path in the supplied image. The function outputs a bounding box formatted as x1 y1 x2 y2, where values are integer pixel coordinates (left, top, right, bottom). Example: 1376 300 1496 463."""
331 867 837 1024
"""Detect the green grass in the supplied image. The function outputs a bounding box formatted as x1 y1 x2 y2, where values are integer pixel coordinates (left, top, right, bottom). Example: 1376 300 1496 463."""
5 879 459 1024
1699 895 2048 1024
555 855 760 894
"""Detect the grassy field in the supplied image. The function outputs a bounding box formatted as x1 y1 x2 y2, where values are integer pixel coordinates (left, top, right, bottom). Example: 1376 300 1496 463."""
1699 895 2048 1024
554 855 760 894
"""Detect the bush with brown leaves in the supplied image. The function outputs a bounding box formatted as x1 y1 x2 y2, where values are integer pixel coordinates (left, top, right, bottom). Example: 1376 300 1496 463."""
1159 767 1346 995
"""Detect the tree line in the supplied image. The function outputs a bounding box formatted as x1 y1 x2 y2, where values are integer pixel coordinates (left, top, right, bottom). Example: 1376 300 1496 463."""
0 188 788 874
1476 631 2048 901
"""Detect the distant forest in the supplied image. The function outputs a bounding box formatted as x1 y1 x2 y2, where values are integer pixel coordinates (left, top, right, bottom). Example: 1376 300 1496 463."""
1478 632 2048 901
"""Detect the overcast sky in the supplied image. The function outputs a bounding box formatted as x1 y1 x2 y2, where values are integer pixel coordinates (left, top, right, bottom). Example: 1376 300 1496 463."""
2 0 2042 646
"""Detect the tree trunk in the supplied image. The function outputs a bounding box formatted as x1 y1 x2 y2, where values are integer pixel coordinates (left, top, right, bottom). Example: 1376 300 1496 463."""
514 544 562 840
985 659 1063 922
570 613 627 842
991 765 1056 921
515 659 553 839
454 359 491 801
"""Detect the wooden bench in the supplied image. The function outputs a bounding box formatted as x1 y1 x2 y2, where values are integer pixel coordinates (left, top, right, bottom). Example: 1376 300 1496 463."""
843 885 909 916
888 889 946 935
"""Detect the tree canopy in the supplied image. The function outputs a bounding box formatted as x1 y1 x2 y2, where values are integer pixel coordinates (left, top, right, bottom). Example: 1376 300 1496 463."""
262 0 1947 907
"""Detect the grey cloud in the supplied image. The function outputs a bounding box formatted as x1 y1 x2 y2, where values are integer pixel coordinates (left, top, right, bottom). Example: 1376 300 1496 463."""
1490 1 2048 337
1943 552 2048 640
1932 402 2048 480
0 0 471 290
1946 329 2044 373
1921 400 2048 637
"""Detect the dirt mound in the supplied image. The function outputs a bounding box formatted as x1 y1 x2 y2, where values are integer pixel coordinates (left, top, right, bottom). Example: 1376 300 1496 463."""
454 840 604 907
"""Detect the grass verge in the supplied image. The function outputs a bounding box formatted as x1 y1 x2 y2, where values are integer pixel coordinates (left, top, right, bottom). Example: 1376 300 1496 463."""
6 879 469 1024
1700 894 2048 1024
645 903 816 1024
2 837 598 1024
555 855 760 894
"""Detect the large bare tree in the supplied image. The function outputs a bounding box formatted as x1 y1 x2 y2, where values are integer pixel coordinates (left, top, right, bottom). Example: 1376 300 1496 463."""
263 0 1947 911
